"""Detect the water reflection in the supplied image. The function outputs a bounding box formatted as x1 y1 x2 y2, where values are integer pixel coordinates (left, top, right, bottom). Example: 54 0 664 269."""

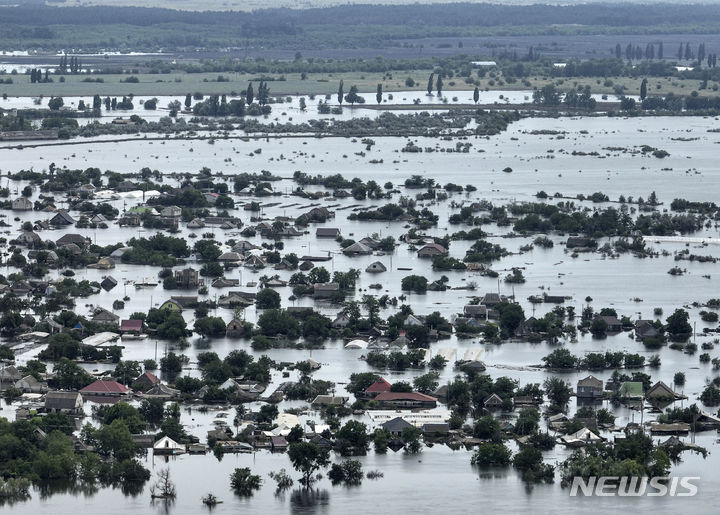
120 480 146 497
289 487 330 514
475 468 510 481
151 496 176 515
36 479 98 500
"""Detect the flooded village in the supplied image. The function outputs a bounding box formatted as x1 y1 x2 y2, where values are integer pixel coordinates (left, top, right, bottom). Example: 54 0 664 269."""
1 2 720 514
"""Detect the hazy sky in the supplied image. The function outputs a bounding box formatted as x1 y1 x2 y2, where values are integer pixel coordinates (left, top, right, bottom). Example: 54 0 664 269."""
54 0 720 12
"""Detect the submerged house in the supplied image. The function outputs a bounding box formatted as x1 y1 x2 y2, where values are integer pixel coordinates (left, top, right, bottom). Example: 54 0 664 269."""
373 392 437 409
50 211 75 226
596 315 623 333
365 261 387 273
316 228 341 238
635 320 660 341
381 417 413 437
417 243 448 258
101 276 118 291
44 391 83 415
133 372 160 390
463 305 488 320
15 375 47 393
422 423 450 437
91 308 120 325
561 427 604 447
311 395 348 409
342 242 372 256
313 283 339 299
483 393 504 409
364 378 392 398
12 197 33 211
153 436 185 455
226 318 246 338
57 233 89 248
80 379 131 397
174 268 203 289
120 319 143 334
646 381 681 401
576 376 604 399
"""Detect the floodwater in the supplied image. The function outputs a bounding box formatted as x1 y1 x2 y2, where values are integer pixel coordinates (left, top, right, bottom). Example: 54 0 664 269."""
1 108 719 513
1 88 628 128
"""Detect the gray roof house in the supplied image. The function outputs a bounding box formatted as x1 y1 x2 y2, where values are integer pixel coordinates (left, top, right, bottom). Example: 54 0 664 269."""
381 417 414 437
316 228 341 238
463 305 488 319
313 283 340 299
577 376 604 398
44 391 84 414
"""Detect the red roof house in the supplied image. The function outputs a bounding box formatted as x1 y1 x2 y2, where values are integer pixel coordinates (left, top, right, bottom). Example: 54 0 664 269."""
80 379 131 396
133 371 160 389
364 378 392 398
120 319 143 333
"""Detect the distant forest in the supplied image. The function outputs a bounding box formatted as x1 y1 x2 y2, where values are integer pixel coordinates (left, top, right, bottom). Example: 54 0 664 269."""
2 3 720 50
3 3 720 29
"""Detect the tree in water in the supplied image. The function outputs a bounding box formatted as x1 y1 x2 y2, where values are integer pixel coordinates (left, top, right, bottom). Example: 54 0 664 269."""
426 73 434 95
288 442 330 486
150 468 176 499
337 80 344 104
344 85 363 105
246 83 254 105
230 468 262 496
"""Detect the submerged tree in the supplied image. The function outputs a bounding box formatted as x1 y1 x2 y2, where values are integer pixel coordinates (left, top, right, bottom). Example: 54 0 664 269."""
288 442 330 486
230 468 262 496
150 468 176 499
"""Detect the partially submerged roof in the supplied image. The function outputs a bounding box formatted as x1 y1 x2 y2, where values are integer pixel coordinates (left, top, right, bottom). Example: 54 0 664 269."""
80 379 130 395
